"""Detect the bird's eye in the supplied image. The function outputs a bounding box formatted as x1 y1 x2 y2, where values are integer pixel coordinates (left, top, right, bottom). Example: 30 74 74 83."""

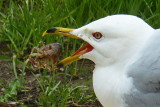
92 32 102 39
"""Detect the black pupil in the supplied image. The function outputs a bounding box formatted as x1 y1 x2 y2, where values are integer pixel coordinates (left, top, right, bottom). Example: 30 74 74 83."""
95 33 100 38
92 32 102 39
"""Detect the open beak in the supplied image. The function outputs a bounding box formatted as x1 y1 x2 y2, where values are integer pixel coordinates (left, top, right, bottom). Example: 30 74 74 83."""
43 27 93 69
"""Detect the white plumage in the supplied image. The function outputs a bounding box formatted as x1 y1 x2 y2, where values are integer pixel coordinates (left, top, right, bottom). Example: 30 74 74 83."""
44 14 160 107
70 15 160 107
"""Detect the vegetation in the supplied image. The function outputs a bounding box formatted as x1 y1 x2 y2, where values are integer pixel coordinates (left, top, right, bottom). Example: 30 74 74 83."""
0 0 160 106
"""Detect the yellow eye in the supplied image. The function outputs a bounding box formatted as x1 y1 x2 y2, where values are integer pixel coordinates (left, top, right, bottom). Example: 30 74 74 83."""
92 32 103 39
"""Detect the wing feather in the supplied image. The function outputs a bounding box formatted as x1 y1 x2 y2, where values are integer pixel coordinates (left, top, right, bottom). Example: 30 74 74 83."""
125 29 160 107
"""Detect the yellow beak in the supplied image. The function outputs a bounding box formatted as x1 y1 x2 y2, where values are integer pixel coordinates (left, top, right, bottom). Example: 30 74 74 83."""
42 27 80 39
43 27 91 69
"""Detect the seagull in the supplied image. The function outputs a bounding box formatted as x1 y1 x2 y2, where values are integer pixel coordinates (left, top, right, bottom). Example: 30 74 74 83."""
43 14 160 107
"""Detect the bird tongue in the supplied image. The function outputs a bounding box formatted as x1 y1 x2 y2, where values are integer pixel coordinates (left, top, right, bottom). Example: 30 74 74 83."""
72 43 94 56
56 43 94 68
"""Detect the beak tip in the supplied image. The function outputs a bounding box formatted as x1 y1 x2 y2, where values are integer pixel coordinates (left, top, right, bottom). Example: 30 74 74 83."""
42 27 58 37
42 31 47 37
57 63 64 68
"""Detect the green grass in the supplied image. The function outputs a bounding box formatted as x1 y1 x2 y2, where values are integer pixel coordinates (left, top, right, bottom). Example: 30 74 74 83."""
0 0 160 106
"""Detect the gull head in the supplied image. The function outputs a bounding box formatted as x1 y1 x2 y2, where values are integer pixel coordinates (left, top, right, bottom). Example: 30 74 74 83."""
70 15 154 66
43 14 154 67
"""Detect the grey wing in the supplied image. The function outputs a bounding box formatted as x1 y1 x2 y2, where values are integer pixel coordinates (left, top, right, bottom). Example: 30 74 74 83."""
125 29 160 107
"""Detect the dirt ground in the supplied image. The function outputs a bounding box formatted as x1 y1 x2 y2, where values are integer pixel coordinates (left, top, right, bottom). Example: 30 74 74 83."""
0 61 102 107
0 43 102 107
